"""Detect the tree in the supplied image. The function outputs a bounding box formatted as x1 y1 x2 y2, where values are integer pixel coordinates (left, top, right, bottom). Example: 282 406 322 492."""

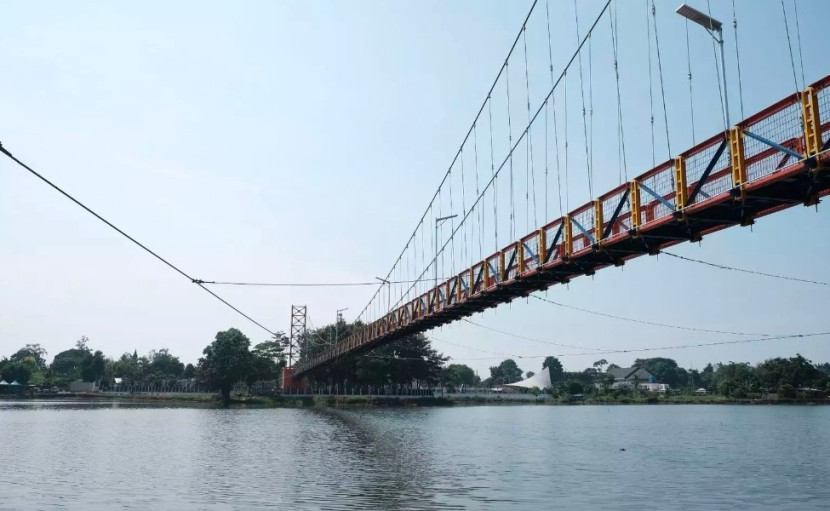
525 371 536 379
80 350 106 382
10 344 47 369
197 328 253 403
489 359 523 385
248 340 286 384
2 361 33 385
75 336 90 351
148 349 185 378
543 356 564 383
51 347 92 386
592 359 608 373
633 357 688 387
183 363 196 379
565 380 583 395
442 364 481 388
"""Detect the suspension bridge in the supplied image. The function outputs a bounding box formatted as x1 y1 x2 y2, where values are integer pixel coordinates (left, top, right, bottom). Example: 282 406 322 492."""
291 1 830 379
1 1 828 384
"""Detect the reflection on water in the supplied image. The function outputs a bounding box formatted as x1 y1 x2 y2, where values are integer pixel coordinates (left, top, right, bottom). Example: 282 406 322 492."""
1 402 829 510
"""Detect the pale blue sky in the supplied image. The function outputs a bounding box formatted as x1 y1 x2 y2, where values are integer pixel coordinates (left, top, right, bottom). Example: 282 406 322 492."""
2 0 829 375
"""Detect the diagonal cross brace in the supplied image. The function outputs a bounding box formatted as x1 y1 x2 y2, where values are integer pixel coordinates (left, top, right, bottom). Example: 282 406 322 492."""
570 216 595 245
744 130 803 160
601 188 630 240
639 181 674 210
544 224 563 263
687 139 727 205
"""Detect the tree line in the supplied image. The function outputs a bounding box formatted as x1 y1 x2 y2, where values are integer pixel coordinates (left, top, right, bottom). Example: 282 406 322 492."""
473 354 830 398
6 325 828 402
0 330 287 403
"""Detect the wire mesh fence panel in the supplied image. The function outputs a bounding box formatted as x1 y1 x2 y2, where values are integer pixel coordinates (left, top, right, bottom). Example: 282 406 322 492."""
684 136 732 204
503 243 519 282
818 84 830 147
458 271 471 301
471 261 485 296
520 232 540 276
542 219 564 266
638 163 675 226
485 253 501 289
600 185 630 241
569 204 594 254
743 100 804 182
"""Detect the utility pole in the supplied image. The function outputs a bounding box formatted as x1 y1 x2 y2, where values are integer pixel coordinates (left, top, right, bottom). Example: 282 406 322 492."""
676 4 730 128
434 214 457 289
334 307 348 345
375 277 390 313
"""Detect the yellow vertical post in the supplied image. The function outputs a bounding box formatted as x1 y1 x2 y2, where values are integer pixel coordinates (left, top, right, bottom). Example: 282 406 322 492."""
563 215 573 256
802 86 822 161
483 259 490 287
730 127 747 191
674 156 688 211
538 228 547 265
468 267 474 295
498 251 505 283
593 199 603 246
517 241 525 274
629 180 641 232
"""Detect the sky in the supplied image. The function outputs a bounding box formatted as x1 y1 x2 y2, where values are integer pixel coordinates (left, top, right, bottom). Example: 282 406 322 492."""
2 0 830 377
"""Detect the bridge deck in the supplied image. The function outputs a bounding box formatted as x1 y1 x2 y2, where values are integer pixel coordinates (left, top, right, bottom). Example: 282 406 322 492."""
295 75 830 378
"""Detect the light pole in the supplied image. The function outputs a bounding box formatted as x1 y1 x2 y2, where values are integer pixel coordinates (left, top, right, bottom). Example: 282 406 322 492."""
434 214 457 289
375 277 390 313
676 3 729 128
334 307 348 344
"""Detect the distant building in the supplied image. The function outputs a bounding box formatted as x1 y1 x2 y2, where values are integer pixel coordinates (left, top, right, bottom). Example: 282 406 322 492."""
607 367 668 392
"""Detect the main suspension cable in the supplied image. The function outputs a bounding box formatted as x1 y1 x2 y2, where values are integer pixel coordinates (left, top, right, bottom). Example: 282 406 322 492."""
0 142 276 336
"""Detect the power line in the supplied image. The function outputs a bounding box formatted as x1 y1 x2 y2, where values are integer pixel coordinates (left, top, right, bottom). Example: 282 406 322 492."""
661 251 830 287
531 294 769 336
195 277 452 287
0 141 276 336
435 331 830 361
462 318 610 351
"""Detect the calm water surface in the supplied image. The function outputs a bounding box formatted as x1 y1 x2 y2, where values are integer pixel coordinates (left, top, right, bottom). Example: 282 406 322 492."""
1 401 828 510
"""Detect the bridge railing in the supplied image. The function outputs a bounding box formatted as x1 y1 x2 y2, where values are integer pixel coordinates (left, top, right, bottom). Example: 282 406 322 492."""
294 75 830 377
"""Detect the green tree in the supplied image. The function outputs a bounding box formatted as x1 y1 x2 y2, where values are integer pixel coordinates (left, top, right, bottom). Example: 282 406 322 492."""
183 363 196 379
525 371 536 379
543 356 564 383
633 357 688 387
2 360 33 384
592 359 608 373
50 347 92 386
565 380 583 395
489 359 523 385
80 350 106 382
197 328 253 403
442 364 481 388
248 339 286 384
148 349 185 378
10 344 48 369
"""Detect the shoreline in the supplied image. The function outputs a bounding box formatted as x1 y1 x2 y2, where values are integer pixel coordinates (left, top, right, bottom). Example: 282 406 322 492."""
3 392 829 407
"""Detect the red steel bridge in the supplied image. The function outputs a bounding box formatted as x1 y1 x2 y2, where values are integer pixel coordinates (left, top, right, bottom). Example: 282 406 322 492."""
292 2 830 379
295 76 830 378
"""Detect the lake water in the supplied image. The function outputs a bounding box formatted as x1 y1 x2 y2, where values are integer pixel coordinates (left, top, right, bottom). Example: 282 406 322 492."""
1 401 828 510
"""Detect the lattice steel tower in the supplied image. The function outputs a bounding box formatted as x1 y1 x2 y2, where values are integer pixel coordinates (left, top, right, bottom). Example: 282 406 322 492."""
288 305 307 367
